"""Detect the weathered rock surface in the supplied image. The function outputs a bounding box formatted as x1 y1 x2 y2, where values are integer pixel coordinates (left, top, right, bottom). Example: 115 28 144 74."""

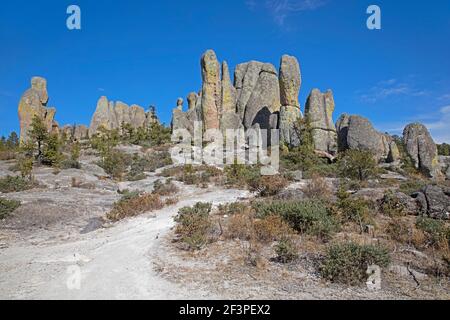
61 124 89 141
412 185 450 220
336 114 398 162
89 96 149 136
279 55 301 108
403 123 441 178
18 77 57 143
279 106 300 147
201 50 221 131
279 55 301 147
243 63 281 130
305 89 337 154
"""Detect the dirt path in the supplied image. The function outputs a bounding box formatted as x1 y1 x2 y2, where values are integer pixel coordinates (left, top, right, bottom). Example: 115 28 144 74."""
0 182 250 299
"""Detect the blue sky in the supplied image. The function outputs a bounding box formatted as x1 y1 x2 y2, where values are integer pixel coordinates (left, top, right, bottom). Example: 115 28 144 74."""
1 0 449 142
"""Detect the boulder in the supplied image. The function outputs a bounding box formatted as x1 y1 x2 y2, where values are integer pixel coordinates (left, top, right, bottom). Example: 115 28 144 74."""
403 123 441 178
336 114 398 162
235 61 263 120
305 89 337 154
201 50 221 131
412 185 450 220
74 125 89 140
18 77 57 143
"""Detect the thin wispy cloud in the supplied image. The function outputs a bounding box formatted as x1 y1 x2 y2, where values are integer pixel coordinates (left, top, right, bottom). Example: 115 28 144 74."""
377 105 450 143
246 0 327 26
359 78 428 104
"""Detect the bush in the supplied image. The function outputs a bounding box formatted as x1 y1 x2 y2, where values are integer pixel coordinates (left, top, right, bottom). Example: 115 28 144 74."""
99 150 130 180
17 156 33 178
253 199 340 240
162 165 222 187
0 198 21 220
0 176 35 193
304 175 332 200
275 237 298 263
399 179 427 195
217 202 251 216
226 213 254 241
379 190 407 217
336 186 372 227
337 149 378 181
224 163 261 189
106 192 164 221
254 215 293 243
320 243 391 285
416 217 450 250
175 203 212 250
249 175 289 197
152 179 179 196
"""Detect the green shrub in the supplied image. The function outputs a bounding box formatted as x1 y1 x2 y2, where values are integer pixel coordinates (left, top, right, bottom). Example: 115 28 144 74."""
99 150 130 180
253 199 340 240
218 202 250 216
0 198 21 219
336 186 373 227
379 190 407 217
275 237 298 263
320 243 391 285
399 179 427 195
437 143 450 156
0 176 35 193
175 203 213 250
416 217 450 248
224 163 261 189
337 149 378 181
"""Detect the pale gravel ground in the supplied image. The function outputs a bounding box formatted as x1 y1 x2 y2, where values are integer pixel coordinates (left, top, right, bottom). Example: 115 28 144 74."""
0 160 253 299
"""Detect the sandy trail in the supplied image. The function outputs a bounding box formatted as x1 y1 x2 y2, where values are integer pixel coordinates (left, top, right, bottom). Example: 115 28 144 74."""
0 182 248 300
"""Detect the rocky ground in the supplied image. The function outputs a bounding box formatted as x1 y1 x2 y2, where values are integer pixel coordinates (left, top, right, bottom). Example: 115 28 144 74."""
0 149 448 300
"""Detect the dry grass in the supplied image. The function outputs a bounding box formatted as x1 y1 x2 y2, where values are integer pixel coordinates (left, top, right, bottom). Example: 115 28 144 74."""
152 179 179 196
106 193 164 221
250 175 289 197
304 174 333 200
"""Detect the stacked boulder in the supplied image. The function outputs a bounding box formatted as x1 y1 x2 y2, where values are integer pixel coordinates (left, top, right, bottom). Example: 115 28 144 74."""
172 49 304 147
89 96 158 136
336 114 400 163
61 125 89 141
305 89 338 154
18 77 58 143
403 123 441 178
279 55 302 147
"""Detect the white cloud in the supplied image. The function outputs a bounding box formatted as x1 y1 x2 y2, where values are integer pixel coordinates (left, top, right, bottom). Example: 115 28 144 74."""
246 0 327 26
97 88 105 92
359 79 428 104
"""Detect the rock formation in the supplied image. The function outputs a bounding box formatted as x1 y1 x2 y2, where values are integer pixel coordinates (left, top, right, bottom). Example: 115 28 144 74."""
201 50 221 131
403 123 441 178
89 96 156 136
18 77 57 143
61 124 89 141
336 114 399 163
412 185 450 220
279 55 302 147
305 89 337 154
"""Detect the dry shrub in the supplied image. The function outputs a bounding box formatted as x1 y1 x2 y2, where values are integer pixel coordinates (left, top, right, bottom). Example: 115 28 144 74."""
254 215 294 243
107 193 164 221
226 213 254 241
242 239 265 268
217 202 252 216
250 175 289 197
304 174 332 200
152 179 179 196
164 197 179 206
0 151 16 161
275 237 298 263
